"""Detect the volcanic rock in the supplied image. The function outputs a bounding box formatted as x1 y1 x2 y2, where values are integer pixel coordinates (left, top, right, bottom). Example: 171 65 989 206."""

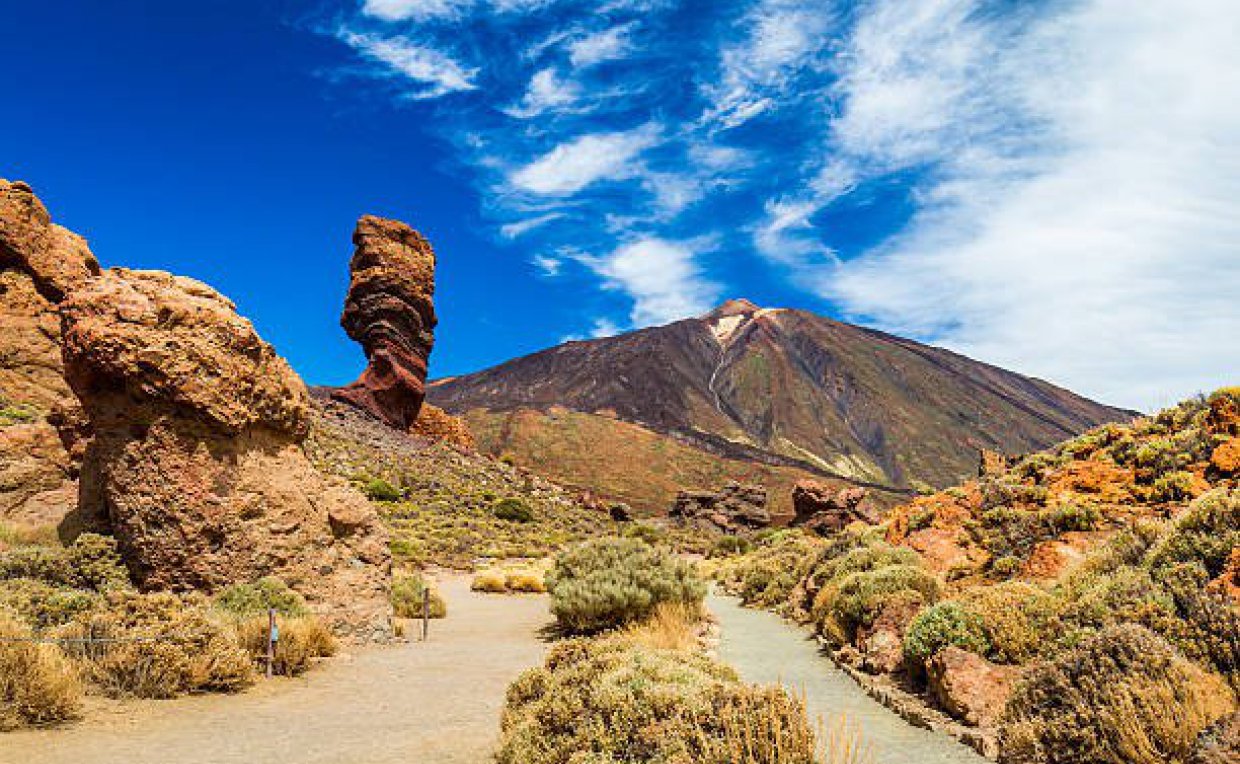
670 481 769 532
410 401 475 449
0 179 100 527
61 268 391 637
926 647 1015 728
332 215 436 431
790 480 878 534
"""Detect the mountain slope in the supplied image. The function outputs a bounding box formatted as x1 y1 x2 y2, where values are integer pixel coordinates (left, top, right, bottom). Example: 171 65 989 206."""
428 300 1135 513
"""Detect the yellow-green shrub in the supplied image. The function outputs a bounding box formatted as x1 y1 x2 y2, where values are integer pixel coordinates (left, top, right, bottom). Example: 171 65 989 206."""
1000 624 1235 764
547 537 705 634
213 576 308 618
903 602 990 665
496 636 817 764
471 571 509 593
0 613 82 730
960 582 1063 664
815 564 938 642
391 572 447 618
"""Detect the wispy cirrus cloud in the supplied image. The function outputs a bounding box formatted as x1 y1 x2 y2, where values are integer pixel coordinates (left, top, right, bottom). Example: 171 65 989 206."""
322 0 1240 408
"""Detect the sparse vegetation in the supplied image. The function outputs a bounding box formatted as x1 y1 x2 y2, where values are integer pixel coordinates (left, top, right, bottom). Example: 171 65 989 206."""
391 572 447 618
232 615 336 677
0 612 82 730
547 537 705 634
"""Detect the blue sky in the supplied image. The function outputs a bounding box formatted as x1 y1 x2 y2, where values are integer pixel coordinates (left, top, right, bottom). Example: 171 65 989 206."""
3 0 1238 410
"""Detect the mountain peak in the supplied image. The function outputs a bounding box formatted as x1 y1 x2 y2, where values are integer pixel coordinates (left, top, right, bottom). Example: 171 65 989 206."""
704 298 761 319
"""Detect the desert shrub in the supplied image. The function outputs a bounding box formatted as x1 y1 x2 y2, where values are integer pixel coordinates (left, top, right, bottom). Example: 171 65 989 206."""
1133 437 1188 483
622 521 668 546
1059 566 1176 639
903 602 990 665
504 570 547 593
214 576 308 618
709 535 753 558
0 612 82 730
0 578 97 629
1144 488 1239 579
960 582 1063 664
1079 520 1164 575
496 636 818 764
1151 471 1197 503
391 572 447 618
1045 500 1101 532
362 477 402 503
547 537 705 634
714 532 821 610
492 497 534 523
817 565 939 640
471 570 509 593
58 591 254 698
0 533 130 592
233 616 336 676
999 624 1234 764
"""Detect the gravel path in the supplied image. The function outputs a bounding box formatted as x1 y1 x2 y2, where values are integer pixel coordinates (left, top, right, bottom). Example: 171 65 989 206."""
2 575 550 764
709 591 988 764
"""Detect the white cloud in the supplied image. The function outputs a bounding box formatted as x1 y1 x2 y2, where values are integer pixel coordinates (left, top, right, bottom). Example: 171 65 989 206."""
361 0 473 22
510 125 659 196
702 0 834 128
502 212 565 238
339 30 477 98
569 23 638 68
505 68 580 118
531 253 563 275
811 0 1240 410
584 237 720 326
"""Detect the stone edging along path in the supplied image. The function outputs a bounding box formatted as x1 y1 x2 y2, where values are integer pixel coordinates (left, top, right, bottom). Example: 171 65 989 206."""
708 590 990 764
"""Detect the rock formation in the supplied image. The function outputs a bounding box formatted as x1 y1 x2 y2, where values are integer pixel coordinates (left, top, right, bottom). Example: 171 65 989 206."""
410 401 475 449
0 179 100 528
332 215 436 431
670 482 770 532
790 480 878 534
925 647 1016 728
61 268 391 637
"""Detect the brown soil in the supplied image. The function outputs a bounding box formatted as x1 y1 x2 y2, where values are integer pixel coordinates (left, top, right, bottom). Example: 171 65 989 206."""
1 575 551 764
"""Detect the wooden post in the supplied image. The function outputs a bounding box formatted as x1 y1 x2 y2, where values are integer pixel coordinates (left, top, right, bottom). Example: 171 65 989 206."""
421 588 429 642
266 607 275 678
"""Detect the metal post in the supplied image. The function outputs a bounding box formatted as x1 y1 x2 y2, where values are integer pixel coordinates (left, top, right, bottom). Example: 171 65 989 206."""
266 607 275 678
421 588 429 641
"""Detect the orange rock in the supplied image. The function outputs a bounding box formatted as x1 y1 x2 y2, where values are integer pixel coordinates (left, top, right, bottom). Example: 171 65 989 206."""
411 402 475 449
926 647 1017 727
1210 437 1240 476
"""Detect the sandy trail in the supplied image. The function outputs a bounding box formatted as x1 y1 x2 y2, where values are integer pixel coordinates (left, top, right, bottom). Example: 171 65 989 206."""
1 575 550 764
709 590 987 764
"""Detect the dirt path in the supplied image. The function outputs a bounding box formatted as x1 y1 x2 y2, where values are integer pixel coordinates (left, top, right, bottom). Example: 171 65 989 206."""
709 591 988 764
1 575 550 764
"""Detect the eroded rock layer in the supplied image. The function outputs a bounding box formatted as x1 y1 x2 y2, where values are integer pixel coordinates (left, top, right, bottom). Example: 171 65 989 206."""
62 268 391 637
0 179 100 527
332 215 436 431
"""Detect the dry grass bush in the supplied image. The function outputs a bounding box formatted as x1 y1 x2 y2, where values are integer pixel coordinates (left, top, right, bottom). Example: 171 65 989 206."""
0 578 97 629
496 635 819 764
0 613 82 730
622 601 703 652
958 582 1063 664
471 570 509 593
233 616 336 676
999 624 1236 764
547 537 704 634
391 572 447 618
57 591 253 698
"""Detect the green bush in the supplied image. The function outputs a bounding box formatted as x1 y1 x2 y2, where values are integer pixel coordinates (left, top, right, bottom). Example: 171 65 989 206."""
390 572 446 618
999 624 1233 764
1144 488 1238 578
708 535 752 558
0 578 97 629
1151 471 1196 502
362 477 402 502
547 537 705 634
492 497 534 523
903 601 990 665
0 533 130 592
497 636 818 764
214 577 308 618
821 564 939 638
960 582 1063 664
621 521 667 546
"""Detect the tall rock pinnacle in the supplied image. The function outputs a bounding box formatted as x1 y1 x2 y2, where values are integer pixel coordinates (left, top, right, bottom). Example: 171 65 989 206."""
332 215 437 430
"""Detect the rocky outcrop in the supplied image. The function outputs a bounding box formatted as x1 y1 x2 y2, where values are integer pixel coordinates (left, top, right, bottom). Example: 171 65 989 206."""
410 401 474 449
790 480 877 534
332 215 436 431
0 179 100 527
926 647 1016 728
670 482 769 532
61 268 391 638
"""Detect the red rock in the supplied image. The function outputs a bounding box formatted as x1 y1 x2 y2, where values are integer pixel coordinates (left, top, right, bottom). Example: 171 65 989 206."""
926 647 1015 727
62 268 391 638
791 480 877 534
332 215 436 431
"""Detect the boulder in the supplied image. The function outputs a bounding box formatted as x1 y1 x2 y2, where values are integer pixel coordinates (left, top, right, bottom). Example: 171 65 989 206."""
410 401 475 449
332 215 436 431
670 481 769 532
857 594 923 675
978 449 1011 478
790 480 877 534
0 179 100 527
926 647 1015 727
61 268 391 638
